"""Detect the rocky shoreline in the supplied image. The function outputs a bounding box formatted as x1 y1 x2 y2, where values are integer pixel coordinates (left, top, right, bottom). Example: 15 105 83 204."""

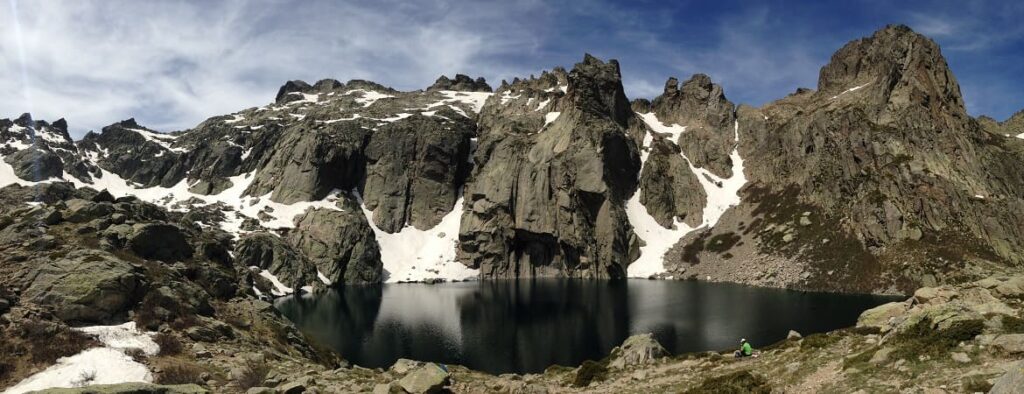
3 273 1019 393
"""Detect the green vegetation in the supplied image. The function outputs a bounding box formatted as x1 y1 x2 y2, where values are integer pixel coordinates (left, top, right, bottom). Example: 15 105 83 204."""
155 359 205 385
684 370 771 394
572 359 609 387
800 332 842 350
890 317 984 360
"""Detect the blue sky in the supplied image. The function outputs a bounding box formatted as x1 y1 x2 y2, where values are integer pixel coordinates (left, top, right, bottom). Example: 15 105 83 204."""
2 0 1022 137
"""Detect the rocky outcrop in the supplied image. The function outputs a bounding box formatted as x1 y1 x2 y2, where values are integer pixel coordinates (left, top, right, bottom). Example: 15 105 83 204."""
637 138 706 228
235 232 319 289
20 249 147 323
127 223 194 262
652 74 737 178
427 74 492 92
608 333 669 369
78 119 188 188
3 147 65 181
288 205 382 284
457 55 642 278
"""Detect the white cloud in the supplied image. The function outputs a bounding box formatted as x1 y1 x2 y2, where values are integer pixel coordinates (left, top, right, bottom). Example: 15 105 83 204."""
0 0 549 137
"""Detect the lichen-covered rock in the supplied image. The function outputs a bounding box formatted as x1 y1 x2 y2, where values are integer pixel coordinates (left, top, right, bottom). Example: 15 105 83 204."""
288 204 382 284
20 249 147 323
990 360 1024 394
608 333 669 369
398 364 450 393
856 302 909 332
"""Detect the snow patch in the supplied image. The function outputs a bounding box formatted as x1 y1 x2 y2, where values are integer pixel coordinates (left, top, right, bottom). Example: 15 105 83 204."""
126 128 186 153
3 322 157 394
347 89 394 107
830 82 871 100
626 113 747 278
360 196 478 283
260 269 294 296
438 91 492 114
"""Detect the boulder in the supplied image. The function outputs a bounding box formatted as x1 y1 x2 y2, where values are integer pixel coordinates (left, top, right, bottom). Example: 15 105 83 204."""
990 334 1024 354
398 364 450 394
856 302 908 332
990 360 1024 394
787 330 802 340
288 206 382 284
390 358 423 375
64 199 115 223
372 382 404 394
608 333 669 369
127 223 193 262
20 249 146 323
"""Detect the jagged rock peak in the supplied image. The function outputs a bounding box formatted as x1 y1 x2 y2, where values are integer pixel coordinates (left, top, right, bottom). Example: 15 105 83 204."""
817 24 965 116
497 66 568 93
114 118 144 130
427 74 492 92
567 53 631 126
652 73 735 132
275 80 313 103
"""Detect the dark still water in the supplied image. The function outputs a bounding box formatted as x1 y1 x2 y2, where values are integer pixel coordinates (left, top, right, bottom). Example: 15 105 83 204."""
275 279 897 374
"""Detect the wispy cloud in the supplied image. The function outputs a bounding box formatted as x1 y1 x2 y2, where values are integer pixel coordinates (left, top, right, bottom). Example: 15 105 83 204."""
0 0 550 136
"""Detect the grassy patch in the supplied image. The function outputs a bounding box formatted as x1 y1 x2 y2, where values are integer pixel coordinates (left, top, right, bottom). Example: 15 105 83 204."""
153 332 183 356
233 357 271 391
800 333 842 350
889 317 984 361
684 370 771 394
155 359 205 385
1001 315 1024 333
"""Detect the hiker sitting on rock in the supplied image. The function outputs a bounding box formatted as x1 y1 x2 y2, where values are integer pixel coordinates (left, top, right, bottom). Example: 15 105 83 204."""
734 338 753 358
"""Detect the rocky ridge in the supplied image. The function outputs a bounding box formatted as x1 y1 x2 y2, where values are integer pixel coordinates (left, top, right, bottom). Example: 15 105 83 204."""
2 25 1022 294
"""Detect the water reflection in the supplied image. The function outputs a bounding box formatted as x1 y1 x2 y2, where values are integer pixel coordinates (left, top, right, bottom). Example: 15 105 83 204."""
275 279 897 374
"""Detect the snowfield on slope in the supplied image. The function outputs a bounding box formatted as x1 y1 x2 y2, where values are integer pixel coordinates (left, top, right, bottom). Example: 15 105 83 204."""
3 322 158 394
626 113 747 278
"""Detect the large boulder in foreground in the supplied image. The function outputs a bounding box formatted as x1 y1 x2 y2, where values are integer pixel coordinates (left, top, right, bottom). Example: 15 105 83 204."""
288 206 382 284
20 249 147 323
990 360 1024 394
398 364 450 393
608 333 669 369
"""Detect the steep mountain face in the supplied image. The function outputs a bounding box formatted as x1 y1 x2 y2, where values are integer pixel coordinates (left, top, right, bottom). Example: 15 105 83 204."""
0 25 1021 295
457 55 643 278
663 25 1024 293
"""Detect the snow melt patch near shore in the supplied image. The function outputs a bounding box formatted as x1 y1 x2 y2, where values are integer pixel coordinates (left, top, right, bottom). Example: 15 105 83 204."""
3 322 158 394
626 113 747 278
361 197 478 283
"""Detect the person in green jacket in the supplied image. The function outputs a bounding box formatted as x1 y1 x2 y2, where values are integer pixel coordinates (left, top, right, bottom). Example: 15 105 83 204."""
734 338 753 358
